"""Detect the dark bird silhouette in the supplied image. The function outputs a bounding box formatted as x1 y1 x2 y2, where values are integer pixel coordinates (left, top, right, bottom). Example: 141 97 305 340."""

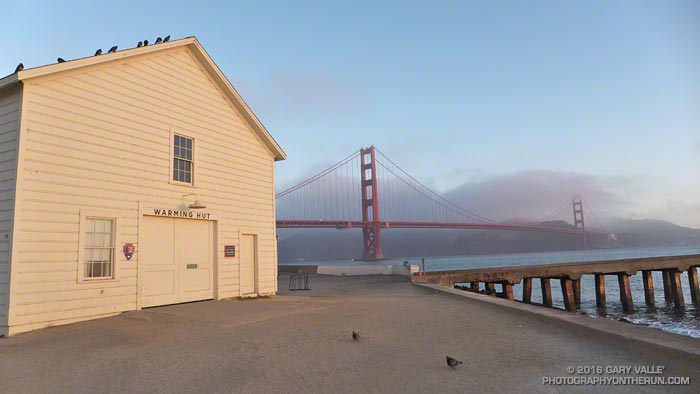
94 49 102 56
143 40 149 46
108 46 118 53
155 37 163 44
137 41 143 48
352 331 360 341
15 63 24 73
446 356 463 370
163 35 170 42
57 58 65 63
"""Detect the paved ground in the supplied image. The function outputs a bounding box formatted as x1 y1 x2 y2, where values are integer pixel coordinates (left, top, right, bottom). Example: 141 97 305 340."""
1 274 699 394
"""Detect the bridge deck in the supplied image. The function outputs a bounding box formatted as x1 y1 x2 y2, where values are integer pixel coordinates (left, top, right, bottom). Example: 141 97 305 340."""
276 220 607 235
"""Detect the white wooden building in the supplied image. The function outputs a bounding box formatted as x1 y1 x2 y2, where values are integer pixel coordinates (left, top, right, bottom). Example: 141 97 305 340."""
0 37 286 336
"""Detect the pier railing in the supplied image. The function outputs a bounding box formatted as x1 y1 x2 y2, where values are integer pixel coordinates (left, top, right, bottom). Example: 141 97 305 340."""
412 254 700 313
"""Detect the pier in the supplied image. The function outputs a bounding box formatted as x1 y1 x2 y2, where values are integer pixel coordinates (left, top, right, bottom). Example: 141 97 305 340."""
412 254 700 312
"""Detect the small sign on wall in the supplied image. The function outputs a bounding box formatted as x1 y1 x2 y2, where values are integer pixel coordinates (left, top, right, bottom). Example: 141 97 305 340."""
123 243 135 260
224 245 235 258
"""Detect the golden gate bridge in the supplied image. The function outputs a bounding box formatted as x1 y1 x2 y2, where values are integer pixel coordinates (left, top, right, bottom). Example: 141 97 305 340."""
275 146 608 260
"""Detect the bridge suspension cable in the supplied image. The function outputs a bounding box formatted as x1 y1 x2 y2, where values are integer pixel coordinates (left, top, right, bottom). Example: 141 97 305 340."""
537 199 570 223
373 148 499 224
276 149 360 199
583 200 609 233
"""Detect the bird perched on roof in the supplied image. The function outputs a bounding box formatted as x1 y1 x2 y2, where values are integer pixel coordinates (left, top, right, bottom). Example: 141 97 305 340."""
15 63 24 73
137 41 143 48
94 49 102 56
143 39 149 46
163 35 170 42
352 331 360 341
57 58 65 63
446 356 463 370
155 37 163 44
108 46 118 53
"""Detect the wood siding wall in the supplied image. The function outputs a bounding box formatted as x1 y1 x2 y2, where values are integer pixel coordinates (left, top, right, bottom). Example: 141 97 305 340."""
0 85 20 331
10 47 277 332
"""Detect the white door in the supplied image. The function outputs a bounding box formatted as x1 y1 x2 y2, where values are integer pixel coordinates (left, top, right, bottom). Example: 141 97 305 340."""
240 234 257 295
141 217 177 307
178 220 213 303
141 216 214 307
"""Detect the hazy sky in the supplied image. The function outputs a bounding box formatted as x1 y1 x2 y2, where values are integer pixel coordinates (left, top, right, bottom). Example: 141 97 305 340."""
3 1 699 227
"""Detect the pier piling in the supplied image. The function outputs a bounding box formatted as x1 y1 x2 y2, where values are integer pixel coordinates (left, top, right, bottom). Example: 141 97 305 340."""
689 267 699 304
540 278 552 307
670 270 685 308
617 274 634 313
522 278 532 304
470 281 479 292
502 282 514 300
485 282 496 296
594 274 606 308
662 270 673 303
572 279 581 306
560 278 576 312
642 270 655 307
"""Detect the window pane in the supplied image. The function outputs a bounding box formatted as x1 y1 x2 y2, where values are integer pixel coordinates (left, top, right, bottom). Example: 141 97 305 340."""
173 136 193 184
84 217 115 278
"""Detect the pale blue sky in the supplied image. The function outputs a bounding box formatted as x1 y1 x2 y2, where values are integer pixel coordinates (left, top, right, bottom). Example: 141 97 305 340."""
2 1 699 226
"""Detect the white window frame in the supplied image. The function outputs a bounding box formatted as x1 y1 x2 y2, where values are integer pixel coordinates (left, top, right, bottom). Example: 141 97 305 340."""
170 130 196 187
78 210 120 283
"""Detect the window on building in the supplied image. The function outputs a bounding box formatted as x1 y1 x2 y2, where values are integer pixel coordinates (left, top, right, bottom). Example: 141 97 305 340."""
84 218 115 279
173 134 193 184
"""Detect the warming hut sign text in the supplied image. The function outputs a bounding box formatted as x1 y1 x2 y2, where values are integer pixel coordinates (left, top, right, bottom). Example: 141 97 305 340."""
145 207 214 220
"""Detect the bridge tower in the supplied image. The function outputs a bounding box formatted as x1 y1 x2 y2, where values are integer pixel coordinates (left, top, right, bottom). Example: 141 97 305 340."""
360 146 384 260
572 195 588 250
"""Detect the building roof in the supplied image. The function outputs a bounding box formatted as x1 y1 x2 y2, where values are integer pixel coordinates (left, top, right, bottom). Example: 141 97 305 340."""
0 37 286 161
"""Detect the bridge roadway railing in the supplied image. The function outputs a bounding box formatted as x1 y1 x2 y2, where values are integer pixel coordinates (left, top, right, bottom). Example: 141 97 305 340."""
412 254 700 313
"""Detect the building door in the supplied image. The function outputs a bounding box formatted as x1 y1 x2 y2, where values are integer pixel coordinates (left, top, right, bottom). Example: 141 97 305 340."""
141 216 214 307
178 220 213 303
240 234 257 295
